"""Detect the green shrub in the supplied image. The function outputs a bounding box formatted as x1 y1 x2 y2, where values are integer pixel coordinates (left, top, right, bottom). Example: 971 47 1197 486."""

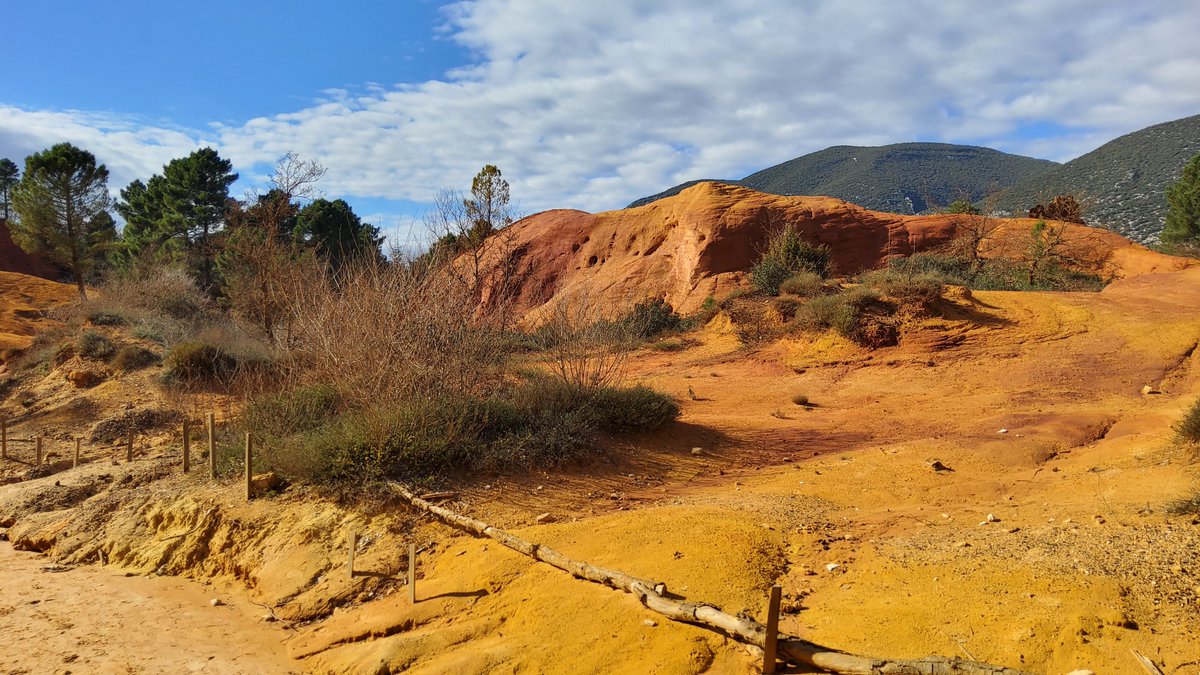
1177 397 1200 443
859 269 945 307
621 297 684 339
77 331 115 360
589 384 680 433
887 254 971 284
687 295 720 328
752 226 831 295
779 272 827 297
796 288 898 347
255 376 679 483
162 342 239 385
112 345 159 371
243 384 341 440
86 311 126 326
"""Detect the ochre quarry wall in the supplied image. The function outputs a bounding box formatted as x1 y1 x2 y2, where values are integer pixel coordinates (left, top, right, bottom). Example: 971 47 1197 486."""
476 182 1186 321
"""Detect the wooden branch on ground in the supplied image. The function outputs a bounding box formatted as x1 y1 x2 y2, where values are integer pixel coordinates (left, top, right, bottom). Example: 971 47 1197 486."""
387 481 1032 675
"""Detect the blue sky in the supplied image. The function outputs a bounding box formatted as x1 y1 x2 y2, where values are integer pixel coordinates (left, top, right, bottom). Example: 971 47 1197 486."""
3 0 1199 244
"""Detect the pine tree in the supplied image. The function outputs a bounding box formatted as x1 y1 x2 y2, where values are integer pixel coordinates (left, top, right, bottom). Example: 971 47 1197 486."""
463 164 513 242
0 158 18 220
11 143 116 298
294 198 383 275
1162 153 1200 245
115 147 237 290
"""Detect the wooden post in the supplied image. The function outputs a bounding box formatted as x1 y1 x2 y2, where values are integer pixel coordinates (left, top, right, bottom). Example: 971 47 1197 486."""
244 432 253 501
73 438 81 468
763 584 782 674
347 530 358 579
35 435 43 466
1 418 7 460
408 542 417 604
126 435 134 463
206 413 216 479
182 419 191 474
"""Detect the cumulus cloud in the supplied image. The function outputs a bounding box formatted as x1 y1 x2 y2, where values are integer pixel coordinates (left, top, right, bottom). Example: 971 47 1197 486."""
3 0 1199 216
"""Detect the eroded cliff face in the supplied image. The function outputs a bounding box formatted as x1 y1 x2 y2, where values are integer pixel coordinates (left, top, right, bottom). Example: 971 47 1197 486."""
477 182 1186 322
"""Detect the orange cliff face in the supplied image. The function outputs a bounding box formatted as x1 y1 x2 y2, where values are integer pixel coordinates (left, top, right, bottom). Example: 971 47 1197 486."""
475 181 1189 321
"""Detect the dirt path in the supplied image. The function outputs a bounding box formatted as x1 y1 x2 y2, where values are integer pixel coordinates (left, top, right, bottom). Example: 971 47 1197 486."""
0 542 299 675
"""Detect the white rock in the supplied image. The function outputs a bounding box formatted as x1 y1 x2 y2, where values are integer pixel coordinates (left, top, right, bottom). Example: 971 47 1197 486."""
986 513 999 522
998 428 1008 434
825 563 841 572
209 598 223 607
643 619 657 627
690 447 703 456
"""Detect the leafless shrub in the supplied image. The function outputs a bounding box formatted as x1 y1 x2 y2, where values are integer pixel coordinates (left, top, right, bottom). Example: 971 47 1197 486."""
284 260 512 408
531 294 638 393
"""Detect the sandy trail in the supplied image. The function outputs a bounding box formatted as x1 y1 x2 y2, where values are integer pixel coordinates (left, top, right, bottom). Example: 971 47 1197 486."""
0 542 299 675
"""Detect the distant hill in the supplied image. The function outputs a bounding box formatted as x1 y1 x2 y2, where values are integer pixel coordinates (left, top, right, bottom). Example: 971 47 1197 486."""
994 114 1200 243
627 143 1059 213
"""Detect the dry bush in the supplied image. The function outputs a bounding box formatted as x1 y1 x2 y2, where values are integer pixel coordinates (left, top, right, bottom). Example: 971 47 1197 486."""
532 294 638 393
284 260 512 407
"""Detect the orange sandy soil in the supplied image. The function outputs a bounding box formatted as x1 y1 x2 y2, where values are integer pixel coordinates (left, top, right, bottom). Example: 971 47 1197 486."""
1 266 1199 674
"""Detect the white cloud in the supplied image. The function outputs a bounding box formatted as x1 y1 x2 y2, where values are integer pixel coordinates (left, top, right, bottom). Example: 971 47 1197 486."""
3 0 1200 215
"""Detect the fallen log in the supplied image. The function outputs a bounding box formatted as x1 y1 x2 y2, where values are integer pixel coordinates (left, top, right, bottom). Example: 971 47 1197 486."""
388 481 1032 675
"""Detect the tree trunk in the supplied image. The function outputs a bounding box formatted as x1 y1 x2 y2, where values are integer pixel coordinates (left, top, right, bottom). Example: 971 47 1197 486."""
387 482 1031 675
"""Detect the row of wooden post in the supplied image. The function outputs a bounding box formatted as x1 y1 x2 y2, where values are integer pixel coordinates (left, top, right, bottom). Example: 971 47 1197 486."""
1 413 256 501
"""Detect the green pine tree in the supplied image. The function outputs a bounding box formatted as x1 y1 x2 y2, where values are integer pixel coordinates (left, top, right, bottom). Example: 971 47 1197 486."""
1162 153 1200 245
11 143 116 298
294 198 384 275
0 158 19 220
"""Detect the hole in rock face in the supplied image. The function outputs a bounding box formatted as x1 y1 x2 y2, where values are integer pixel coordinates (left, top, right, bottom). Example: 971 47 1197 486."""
698 234 707 241
571 243 580 252
587 255 598 266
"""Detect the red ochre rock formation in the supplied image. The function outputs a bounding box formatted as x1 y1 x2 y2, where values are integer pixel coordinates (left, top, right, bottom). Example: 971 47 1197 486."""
477 182 1186 321
0 218 64 281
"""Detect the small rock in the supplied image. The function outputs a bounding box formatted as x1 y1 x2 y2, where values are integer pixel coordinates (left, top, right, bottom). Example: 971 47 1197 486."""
1094 515 1106 524
535 512 555 524
1063 518 1073 524
997 428 1008 434
825 563 841 572
1006 527 1020 534
643 619 657 627
986 513 999 523
262 613 277 622
953 541 971 548
690 447 703 456
1141 385 1159 395
65 370 102 388
929 460 953 472
249 472 284 494
209 598 223 607
1065 669 1095 675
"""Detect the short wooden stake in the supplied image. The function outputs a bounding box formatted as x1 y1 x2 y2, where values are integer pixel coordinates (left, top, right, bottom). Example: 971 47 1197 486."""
244 432 253 501
73 438 81 468
182 419 191 474
763 584 782 674
206 413 216 479
347 530 358 579
126 435 134 463
408 542 417 604
1 418 7 460
35 435 43 466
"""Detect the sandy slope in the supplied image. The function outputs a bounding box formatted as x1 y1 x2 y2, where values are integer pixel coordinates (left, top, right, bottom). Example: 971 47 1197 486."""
0 541 297 674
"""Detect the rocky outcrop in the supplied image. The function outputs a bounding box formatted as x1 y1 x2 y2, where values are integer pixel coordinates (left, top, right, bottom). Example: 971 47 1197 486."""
478 182 1186 321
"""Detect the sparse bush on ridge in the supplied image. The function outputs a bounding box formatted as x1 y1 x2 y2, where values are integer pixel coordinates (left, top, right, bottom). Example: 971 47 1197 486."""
1167 487 1200 516
751 225 831 295
1176 396 1200 444
77 331 115 360
779 272 827 297
112 345 158 371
